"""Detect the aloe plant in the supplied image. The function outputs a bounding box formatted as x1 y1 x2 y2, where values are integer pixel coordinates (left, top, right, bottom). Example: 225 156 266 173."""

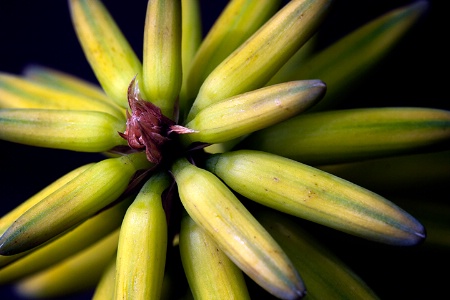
0 1 448 299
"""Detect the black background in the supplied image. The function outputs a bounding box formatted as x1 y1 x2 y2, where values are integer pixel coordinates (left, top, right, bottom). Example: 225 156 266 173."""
0 1 448 299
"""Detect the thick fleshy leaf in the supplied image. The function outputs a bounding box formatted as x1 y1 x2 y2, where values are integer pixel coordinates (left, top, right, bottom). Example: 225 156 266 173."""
69 0 143 108
257 210 379 299
172 158 305 299
143 0 182 119
23 66 112 104
0 198 131 284
183 80 325 144
179 0 202 119
114 172 169 299
269 1 429 110
15 230 119 299
92 257 116 300
179 214 251 299
0 164 93 269
0 153 151 255
183 0 281 109
239 107 450 165
206 150 426 246
0 72 125 119
0 109 127 152
187 0 332 121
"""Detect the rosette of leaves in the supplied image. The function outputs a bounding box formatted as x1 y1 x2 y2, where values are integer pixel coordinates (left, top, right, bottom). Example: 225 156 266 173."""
0 1 449 299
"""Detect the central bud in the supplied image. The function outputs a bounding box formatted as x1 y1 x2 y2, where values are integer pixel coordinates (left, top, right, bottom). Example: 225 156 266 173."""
119 77 195 164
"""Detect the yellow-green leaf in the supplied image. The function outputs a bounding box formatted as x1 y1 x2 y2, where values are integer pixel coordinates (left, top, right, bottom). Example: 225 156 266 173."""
143 0 182 119
69 0 143 108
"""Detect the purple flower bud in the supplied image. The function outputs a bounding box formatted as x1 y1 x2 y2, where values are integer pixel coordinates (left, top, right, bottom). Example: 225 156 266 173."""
119 77 195 164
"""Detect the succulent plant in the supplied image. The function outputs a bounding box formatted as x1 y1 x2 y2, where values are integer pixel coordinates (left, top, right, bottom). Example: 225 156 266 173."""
0 1 448 299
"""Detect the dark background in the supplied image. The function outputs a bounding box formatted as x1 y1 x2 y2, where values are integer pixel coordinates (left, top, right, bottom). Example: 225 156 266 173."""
0 1 448 299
